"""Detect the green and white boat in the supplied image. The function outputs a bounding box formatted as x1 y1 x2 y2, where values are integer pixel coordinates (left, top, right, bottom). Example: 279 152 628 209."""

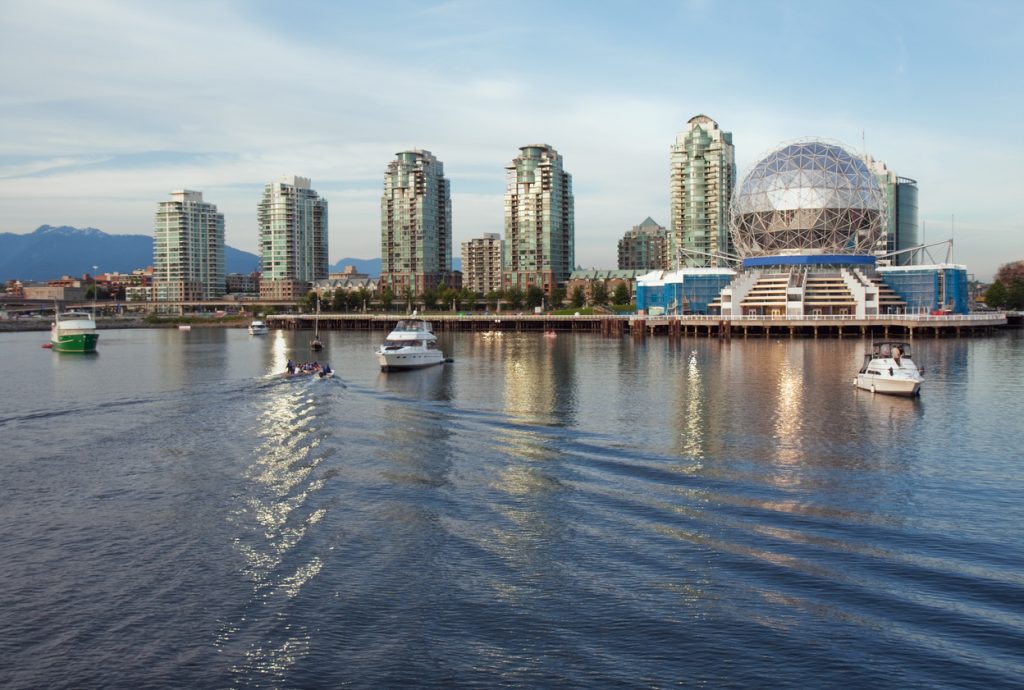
50 311 99 353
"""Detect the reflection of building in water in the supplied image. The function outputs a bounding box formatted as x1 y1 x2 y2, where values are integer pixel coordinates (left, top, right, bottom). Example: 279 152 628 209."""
501 335 577 428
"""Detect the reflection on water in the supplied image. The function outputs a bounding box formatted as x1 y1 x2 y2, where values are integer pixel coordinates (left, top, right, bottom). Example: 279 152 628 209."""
2 327 1022 689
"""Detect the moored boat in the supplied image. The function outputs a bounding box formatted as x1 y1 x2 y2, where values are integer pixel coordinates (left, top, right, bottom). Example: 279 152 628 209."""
50 311 99 353
376 319 445 371
854 341 923 396
248 320 269 335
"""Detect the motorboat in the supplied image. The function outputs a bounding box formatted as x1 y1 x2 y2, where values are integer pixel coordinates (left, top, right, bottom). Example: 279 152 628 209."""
376 319 445 371
854 341 923 396
248 320 269 335
50 311 98 352
284 360 333 378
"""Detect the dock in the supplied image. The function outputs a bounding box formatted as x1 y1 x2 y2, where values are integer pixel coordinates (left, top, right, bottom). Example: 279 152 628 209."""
267 312 1010 338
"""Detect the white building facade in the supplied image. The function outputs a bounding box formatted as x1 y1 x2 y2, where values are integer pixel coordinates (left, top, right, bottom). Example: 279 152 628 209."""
154 189 225 301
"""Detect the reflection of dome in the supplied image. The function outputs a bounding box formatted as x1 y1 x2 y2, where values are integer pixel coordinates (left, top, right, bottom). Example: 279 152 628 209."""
730 141 886 257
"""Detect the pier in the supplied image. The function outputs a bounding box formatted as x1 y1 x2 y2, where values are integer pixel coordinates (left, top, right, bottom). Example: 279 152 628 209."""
268 312 1009 338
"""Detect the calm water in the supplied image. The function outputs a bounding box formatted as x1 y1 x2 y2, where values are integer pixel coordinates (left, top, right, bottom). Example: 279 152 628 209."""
1 326 1022 689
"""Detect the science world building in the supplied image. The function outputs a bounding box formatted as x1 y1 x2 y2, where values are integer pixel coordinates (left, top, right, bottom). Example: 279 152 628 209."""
637 140 970 317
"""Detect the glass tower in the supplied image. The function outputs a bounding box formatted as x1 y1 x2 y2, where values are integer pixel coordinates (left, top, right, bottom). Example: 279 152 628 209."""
670 115 735 268
257 176 328 300
380 150 453 296
503 144 574 294
154 189 225 301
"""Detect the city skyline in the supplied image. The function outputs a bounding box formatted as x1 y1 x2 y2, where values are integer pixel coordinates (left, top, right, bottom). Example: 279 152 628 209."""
1 1 1020 281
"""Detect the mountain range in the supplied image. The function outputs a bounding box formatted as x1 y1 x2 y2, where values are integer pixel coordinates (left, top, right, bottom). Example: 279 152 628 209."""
0 225 430 282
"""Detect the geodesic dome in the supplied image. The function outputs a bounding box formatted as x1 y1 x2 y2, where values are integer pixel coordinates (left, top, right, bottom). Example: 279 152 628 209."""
729 140 886 257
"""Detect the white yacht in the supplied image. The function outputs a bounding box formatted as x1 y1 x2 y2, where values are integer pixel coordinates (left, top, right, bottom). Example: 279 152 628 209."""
376 319 445 371
248 320 269 335
854 341 923 396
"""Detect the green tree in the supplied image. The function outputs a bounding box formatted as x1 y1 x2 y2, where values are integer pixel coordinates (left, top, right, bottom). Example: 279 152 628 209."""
302 291 318 312
984 280 1008 309
381 287 394 312
437 285 457 311
1007 278 1024 310
525 285 545 310
550 287 566 309
485 290 502 312
332 288 346 312
612 283 630 306
505 286 524 309
420 288 438 310
402 287 415 312
591 281 608 306
570 286 586 308
459 288 476 311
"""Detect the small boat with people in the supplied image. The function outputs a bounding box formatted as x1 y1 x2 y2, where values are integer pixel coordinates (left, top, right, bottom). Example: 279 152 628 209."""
854 341 924 396
50 310 99 353
284 359 333 378
376 317 446 371
248 320 269 335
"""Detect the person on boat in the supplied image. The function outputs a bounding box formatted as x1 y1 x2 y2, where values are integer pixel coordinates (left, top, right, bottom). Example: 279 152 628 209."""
892 347 902 366
286 359 295 375
319 363 332 378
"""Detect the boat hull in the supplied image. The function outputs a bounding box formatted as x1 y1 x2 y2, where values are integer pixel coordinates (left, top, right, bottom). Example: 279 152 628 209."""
51 332 99 353
855 373 921 397
376 350 445 371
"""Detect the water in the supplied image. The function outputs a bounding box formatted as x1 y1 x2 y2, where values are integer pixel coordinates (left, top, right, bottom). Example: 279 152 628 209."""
1 326 1022 689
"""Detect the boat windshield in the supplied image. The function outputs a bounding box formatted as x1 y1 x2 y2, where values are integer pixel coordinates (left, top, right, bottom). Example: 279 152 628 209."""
395 320 430 332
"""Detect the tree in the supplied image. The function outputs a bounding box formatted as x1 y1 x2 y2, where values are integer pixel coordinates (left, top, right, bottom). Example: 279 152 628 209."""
381 287 394 312
505 286 524 309
612 283 630 306
1007 278 1024 310
420 288 438 310
525 285 545 310
302 291 318 312
995 260 1024 286
985 280 1008 309
550 287 566 310
332 288 347 312
402 287 414 313
591 281 608 306
459 288 476 311
485 290 502 311
570 285 586 308
437 285 457 311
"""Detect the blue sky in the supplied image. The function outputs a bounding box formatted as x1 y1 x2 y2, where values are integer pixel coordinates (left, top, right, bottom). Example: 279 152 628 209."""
1 0 1020 280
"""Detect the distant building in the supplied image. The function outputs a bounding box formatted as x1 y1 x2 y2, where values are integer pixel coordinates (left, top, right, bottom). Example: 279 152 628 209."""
462 233 504 295
669 115 735 268
864 156 920 266
566 269 646 304
617 217 668 271
226 272 260 296
258 176 328 300
23 285 87 301
154 190 225 301
503 144 574 295
379 150 454 296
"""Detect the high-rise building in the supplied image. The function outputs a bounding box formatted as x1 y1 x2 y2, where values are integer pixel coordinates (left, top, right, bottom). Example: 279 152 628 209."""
864 155 919 266
153 189 225 301
503 144 574 295
380 150 453 296
669 115 735 268
462 233 504 295
618 217 668 271
257 175 328 300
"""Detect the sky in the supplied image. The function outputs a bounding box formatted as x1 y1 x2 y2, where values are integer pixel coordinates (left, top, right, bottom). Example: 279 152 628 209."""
1 0 1021 281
